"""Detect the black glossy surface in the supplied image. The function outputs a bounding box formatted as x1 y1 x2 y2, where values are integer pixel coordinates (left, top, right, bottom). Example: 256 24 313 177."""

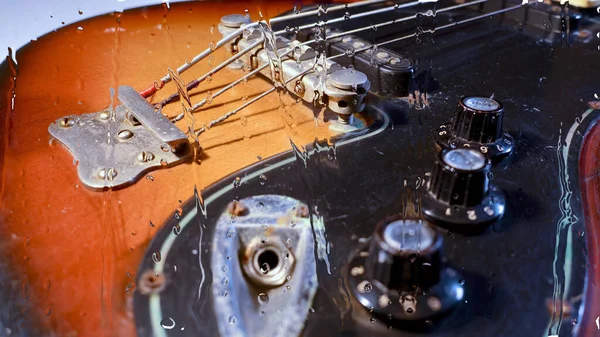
135 2 598 336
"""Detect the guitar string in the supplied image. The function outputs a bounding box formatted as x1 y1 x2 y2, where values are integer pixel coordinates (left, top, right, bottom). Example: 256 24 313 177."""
139 0 425 98
159 0 489 111
272 0 423 37
194 67 314 136
305 0 488 46
329 1 536 60
170 62 276 122
139 21 260 98
156 37 266 108
268 0 389 25
191 1 535 136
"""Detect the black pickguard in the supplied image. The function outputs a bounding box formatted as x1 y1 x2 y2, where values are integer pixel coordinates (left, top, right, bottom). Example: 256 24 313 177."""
135 1 599 336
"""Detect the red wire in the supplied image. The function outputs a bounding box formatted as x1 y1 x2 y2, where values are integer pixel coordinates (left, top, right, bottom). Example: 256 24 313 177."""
139 80 164 98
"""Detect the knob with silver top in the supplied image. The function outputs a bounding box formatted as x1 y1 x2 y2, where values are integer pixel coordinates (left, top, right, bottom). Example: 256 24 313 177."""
422 148 506 233
347 216 464 322
366 219 442 293
436 96 514 162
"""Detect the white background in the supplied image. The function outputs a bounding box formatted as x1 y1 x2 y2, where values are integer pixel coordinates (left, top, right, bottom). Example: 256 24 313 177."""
1 0 188 57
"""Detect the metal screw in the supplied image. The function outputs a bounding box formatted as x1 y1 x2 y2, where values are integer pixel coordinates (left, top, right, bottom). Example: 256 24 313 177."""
352 41 365 49
227 200 249 217
138 270 166 295
294 204 309 218
294 81 305 96
160 143 171 152
376 51 390 59
137 151 155 163
117 129 134 140
390 57 402 65
59 117 75 128
98 168 118 180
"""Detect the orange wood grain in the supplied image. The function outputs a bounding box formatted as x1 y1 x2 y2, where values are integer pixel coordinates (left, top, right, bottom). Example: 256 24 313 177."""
0 1 344 336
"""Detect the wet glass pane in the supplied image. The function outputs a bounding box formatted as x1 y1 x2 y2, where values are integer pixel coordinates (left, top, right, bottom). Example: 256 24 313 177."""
1 0 599 336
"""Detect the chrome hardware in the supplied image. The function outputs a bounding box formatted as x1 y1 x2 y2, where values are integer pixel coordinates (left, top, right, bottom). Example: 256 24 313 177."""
220 15 370 133
48 86 192 190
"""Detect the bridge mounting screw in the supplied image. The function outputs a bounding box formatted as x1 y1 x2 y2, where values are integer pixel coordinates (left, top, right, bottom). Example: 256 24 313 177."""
294 81 305 96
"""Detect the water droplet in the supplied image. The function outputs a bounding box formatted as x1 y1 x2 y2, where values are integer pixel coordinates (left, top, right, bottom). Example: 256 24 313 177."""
258 174 267 185
233 177 242 188
159 317 176 330
146 175 154 181
344 12 351 20
227 228 236 238
260 262 270 274
571 318 578 325
364 282 373 292
222 265 229 272
258 292 269 305
370 317 376 324
206 90 213 105
228 316 237 324
152 251 162 263
222 277 229 285
309 307 315 313
260 235 268 244
150 220 155 227
77 26 84 31
458 278 465 285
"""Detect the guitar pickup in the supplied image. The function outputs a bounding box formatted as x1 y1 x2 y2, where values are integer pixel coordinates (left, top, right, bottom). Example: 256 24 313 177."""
48 86 192 190
323 31 414 98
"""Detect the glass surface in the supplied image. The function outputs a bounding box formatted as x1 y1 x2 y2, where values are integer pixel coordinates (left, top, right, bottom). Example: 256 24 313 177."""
1 0 598 336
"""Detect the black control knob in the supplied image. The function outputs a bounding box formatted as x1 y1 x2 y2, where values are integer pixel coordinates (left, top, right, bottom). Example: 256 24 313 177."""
436 96 514 162
422 148 506 233
347 217 464 321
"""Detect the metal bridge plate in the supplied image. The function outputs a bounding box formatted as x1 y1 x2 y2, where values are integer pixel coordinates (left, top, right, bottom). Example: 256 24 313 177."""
48 86 191 190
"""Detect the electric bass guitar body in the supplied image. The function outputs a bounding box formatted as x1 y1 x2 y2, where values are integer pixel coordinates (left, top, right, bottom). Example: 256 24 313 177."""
1 1 599 337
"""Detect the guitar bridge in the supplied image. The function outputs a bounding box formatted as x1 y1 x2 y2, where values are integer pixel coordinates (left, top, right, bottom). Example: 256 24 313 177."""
48 86 192 190
219 14 371 132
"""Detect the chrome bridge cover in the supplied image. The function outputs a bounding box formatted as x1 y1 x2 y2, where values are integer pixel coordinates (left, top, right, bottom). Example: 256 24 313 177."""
48 86 191 190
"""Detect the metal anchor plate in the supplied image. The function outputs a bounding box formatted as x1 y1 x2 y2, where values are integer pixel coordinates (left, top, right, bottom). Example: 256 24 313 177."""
48 86 191 190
